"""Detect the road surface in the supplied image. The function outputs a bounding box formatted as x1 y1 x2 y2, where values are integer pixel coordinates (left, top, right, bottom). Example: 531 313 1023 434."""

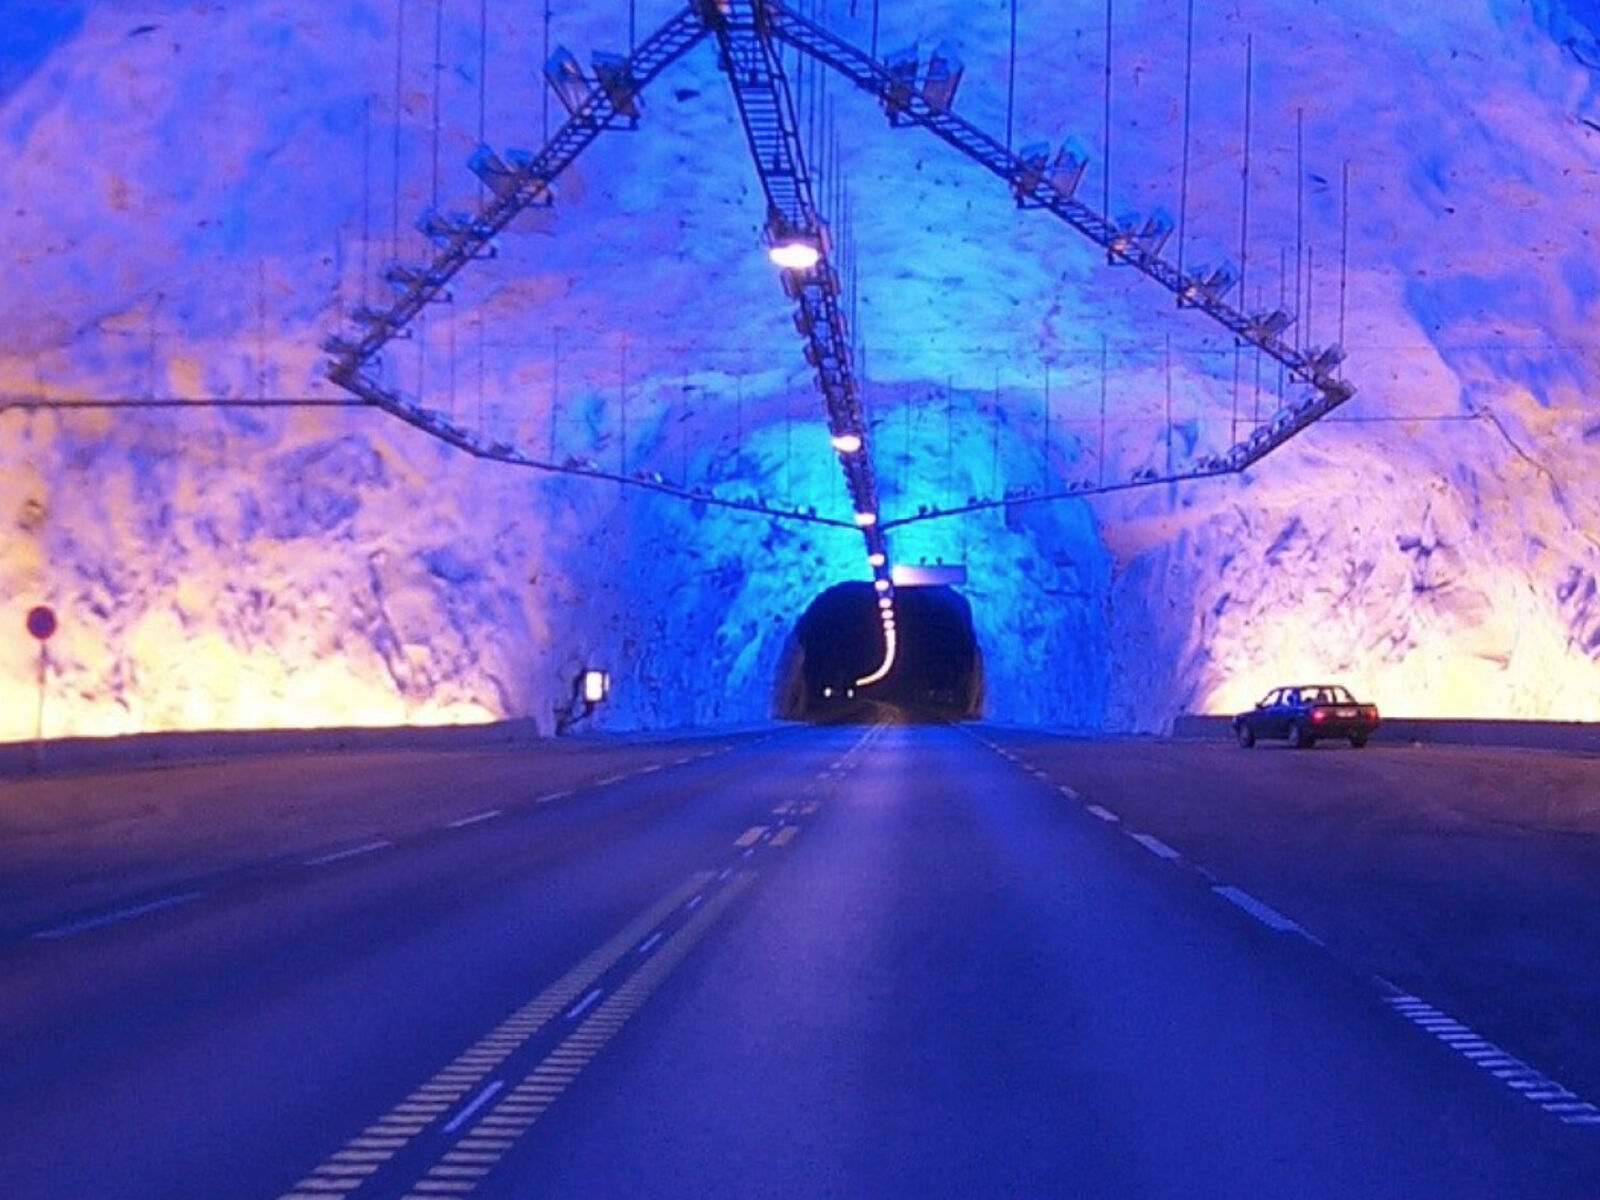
1 718 1597 1198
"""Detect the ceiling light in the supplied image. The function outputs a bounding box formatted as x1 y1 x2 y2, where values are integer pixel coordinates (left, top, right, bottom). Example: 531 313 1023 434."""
874 578 890 593
854 511 878 527
831 432 863 454
769 240 821 270
867 552 886 568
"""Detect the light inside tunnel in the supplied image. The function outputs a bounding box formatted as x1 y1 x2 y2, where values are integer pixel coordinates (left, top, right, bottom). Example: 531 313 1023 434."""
768 240 822 270
830 432 863 454
856 623 897 688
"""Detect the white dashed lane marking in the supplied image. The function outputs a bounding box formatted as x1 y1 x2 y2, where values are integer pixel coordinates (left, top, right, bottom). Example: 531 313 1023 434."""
303 840 393 868
1085 804 1119 823
1211 885 1302 933
1128 832 1182 861
733 826 769 849
446 809 502 829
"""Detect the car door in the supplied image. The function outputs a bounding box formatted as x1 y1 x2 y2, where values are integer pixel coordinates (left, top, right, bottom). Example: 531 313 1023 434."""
1268 689 1299 738
1255 689 1284 738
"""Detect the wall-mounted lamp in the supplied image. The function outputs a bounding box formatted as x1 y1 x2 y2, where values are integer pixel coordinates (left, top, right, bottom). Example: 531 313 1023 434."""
581 669 610 705
558 667 611 735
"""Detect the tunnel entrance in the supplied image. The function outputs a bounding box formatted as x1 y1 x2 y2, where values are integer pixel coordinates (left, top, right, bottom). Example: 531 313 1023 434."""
775 582 984 722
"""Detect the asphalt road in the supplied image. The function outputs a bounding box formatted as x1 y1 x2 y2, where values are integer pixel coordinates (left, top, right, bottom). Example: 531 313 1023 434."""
2 718 1598 1198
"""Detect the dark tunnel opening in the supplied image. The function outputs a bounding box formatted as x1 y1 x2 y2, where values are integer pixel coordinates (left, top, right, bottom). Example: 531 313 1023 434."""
774 582 985 723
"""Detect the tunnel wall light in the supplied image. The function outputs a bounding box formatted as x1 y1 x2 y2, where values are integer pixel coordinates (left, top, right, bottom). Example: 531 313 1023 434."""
556 667 611 735
581 669 611 705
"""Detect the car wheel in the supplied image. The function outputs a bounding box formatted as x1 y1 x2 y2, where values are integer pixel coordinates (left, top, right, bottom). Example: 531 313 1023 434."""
1350 735 1368 749
1287 722 1314 749
1236 723 1256 748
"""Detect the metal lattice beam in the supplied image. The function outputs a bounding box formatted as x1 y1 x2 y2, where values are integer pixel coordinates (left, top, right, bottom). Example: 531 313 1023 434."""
771 3 1358 511
318 0 1364 539
700 0 891 570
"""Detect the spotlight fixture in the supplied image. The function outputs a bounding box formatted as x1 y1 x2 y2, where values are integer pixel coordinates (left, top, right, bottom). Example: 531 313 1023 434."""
580 669 611 705
769 239 822 270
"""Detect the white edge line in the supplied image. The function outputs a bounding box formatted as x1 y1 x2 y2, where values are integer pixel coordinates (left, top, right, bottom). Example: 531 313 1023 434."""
446 809 503 829
1085 804 1119 823
537 789 573 803
303 839 393 867
32 890 205 940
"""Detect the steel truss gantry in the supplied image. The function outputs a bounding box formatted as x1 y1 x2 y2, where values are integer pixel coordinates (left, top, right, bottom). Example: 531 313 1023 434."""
322 0 1357 553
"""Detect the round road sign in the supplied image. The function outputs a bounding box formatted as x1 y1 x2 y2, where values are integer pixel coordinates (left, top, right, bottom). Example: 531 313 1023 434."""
26 606 57 641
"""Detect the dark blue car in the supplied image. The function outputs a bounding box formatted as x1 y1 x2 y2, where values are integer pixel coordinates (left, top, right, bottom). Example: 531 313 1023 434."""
1233 684 1380 749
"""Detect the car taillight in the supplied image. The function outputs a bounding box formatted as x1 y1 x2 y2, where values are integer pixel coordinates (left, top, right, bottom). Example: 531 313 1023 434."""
1311 707 1327 723
1367 706 1379 721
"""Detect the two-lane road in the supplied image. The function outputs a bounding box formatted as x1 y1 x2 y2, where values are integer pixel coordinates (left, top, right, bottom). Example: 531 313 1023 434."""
1 721 1597 1197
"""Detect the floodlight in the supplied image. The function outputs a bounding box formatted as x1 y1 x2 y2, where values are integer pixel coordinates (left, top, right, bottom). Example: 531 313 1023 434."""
581 669 610 705
769 240 821 270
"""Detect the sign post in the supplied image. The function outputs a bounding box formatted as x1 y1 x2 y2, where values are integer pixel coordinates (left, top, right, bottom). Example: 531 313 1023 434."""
25 606 56 773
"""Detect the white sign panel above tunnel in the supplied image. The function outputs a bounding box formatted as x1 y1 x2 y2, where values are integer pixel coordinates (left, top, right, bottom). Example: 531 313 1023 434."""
891 564 968 587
